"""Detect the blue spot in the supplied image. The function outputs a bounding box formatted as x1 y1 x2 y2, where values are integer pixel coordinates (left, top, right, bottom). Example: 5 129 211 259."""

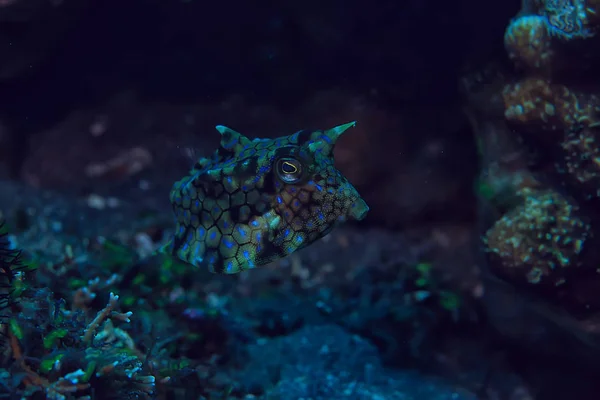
194 244 203 260
256 233 262 241
316 184 323 191
284 211 290 218
178 226 185 234
223 137 236 149
284 228 290 237
290 187 297 193
223 221 229 228
318 212 325 221
226 177 233 183
194 200 200 208
225 239 234 249
243 250 250 258
226 261 234 273
306 221 314 229
237 226 248 236
320 134 332 144
277 196 283 204
295 235 304 244
251 220 260 227
210 231 217 240
293 200 300 207
242 185 248 191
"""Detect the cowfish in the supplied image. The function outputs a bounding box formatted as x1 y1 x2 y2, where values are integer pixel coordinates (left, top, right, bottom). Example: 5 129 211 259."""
168 121 369 274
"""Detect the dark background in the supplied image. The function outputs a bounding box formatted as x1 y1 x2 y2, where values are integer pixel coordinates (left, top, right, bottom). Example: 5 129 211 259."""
1 0 516 112
0 0 519 228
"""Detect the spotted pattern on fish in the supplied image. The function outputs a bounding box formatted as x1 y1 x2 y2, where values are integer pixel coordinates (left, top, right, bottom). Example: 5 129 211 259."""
168 121 369 274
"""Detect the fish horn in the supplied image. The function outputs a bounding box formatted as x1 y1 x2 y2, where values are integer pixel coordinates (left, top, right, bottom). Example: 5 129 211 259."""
324 121 356 144
215 125 251 154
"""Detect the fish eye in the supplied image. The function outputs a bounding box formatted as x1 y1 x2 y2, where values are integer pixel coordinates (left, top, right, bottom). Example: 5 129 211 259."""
281 161 298 174
276 157 303 183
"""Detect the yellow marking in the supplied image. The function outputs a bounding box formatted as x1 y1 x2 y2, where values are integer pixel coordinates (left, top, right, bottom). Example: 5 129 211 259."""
283 161 299 174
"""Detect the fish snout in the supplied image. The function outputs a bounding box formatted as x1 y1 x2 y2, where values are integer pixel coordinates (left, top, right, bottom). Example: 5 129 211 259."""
349 198 369 221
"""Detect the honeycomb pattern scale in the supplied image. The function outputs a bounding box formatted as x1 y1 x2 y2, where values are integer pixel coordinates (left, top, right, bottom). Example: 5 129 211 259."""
168 122 369 274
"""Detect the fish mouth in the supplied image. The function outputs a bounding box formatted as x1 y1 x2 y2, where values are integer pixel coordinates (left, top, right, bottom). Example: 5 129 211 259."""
349 198 369 221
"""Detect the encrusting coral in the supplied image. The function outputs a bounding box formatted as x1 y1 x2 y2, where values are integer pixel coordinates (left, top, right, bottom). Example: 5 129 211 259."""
484 188 590 286
504 0 600 75
481 0 600 312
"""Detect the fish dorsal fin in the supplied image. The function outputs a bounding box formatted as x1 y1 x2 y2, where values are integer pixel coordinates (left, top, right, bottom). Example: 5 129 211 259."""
215 125 252 156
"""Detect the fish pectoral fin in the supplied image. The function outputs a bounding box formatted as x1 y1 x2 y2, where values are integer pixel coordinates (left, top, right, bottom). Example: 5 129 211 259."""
153 240 173 257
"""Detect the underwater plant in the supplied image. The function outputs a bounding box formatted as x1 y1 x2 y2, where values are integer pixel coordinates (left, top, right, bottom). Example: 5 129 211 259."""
0 220 161 399
0 219 25 314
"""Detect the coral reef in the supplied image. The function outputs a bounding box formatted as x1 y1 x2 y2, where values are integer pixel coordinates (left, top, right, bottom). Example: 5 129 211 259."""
462 29 600 395
0 222 158 398
7 291 156 399
0 219 25 321
482 0 600 315
0 176 528 399
485 189 592 293
0 211 242 398
504 0 600 76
